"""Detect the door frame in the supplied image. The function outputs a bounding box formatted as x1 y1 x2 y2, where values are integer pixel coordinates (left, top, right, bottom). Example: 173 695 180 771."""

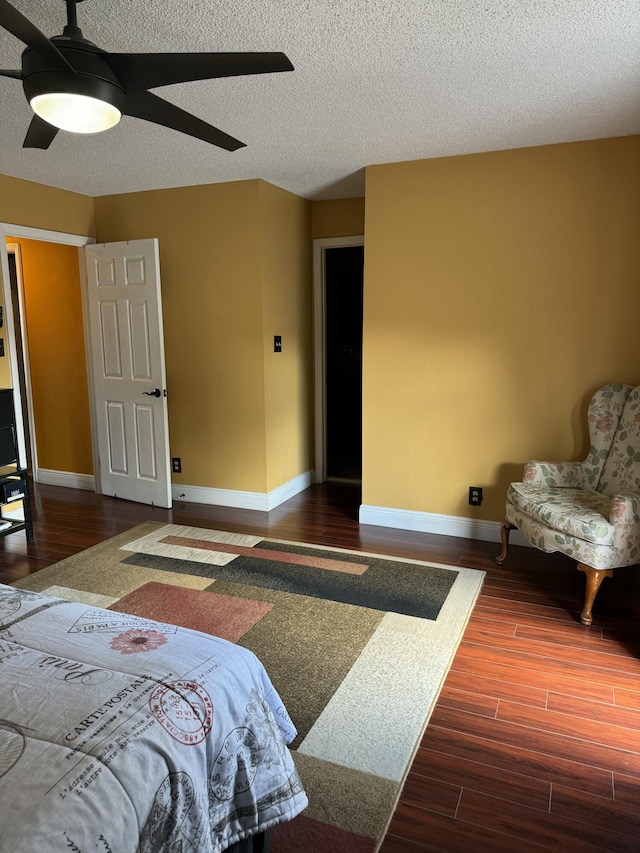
0 224 96 479
312 234 364 483
6 242 38 475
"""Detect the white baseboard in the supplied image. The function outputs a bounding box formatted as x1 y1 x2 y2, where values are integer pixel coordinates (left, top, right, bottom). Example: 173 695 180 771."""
172 470 314 512
37 468 96 491
359 503 532 547
35 467 313 511
266 470 314 510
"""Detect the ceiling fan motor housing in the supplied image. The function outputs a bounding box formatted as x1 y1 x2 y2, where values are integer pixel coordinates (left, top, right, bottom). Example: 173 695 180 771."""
21 38 126 113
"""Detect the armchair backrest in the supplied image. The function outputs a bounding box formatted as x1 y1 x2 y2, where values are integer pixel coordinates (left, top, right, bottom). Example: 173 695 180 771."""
598 385 640 497
582 384 632 491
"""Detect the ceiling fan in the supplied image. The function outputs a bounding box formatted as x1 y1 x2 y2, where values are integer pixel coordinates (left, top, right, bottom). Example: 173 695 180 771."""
0 0 294 150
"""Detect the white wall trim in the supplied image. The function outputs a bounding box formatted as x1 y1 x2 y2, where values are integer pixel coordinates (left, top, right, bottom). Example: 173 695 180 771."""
37 469 96 491
172 470 314 512
359 503 532 547
172 484 267 511
77 243 102 496
266 470 314 510
5 242 39 478
37 467 314 509
0 225 92 247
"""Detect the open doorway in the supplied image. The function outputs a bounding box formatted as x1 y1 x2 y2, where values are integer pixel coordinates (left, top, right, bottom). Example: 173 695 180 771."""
325 245 364 482
313 235 364 484
0 224 94 479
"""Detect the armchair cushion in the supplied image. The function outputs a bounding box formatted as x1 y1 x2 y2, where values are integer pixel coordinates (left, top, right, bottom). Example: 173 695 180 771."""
508 482 615 546
504 500 637 570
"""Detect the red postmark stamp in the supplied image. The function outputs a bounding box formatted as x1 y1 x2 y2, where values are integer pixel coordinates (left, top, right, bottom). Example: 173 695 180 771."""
149 680 213 745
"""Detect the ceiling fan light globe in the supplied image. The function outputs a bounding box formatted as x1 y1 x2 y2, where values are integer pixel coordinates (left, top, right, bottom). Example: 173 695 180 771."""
30 92 121 134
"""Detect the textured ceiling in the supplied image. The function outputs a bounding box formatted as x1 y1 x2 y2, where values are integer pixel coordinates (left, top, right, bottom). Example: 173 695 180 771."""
0 0 638 199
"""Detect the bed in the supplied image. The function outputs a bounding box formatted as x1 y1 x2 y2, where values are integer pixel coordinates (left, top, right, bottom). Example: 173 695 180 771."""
0 583 307 852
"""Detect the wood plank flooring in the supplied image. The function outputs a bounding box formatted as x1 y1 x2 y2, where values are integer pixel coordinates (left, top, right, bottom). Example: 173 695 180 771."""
3 481 640 852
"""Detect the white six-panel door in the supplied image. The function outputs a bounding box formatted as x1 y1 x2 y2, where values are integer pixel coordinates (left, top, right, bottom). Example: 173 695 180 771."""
84 239 172 508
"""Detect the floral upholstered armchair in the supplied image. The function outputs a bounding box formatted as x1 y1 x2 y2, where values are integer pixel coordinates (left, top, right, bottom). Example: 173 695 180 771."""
496 383 640 625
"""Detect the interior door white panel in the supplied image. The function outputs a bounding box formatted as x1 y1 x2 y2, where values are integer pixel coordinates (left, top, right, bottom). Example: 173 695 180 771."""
99 301 123 378
134 404 157 479
96 258 116 286
106 401 128 475
85 238 171 508
125 255 146 285
128 301 152 380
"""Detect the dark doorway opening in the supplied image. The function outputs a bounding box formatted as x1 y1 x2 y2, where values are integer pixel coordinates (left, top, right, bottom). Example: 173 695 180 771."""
325 245 364 483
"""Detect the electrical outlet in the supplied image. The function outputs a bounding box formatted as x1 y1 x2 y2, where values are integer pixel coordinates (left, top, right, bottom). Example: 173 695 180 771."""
469 486 483 506
172 457 182 473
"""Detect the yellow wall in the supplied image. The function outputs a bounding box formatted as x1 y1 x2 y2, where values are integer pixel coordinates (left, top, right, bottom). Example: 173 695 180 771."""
94 179 312 494
0 174 95 236
259 181 313 491
9 238 93 474
363 136 640 520
311 198 364 239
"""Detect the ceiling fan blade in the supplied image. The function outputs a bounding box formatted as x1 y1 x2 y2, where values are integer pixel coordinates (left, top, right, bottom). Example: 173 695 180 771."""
123 90 246 151
0 0 74 72
107 52 293 93
23 114 59 149
0 68 21 79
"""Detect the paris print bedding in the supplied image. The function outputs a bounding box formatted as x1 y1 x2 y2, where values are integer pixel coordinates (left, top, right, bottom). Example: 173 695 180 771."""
0 583 307 852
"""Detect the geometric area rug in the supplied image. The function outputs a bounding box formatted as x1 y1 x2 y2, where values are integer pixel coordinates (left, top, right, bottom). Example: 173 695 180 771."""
14 522 485 852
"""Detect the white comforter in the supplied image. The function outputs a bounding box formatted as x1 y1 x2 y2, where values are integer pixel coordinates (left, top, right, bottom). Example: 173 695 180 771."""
0 584 307 852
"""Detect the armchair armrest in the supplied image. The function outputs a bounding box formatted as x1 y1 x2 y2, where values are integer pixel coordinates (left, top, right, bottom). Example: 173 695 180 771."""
522 461 585 488
610 493 640 560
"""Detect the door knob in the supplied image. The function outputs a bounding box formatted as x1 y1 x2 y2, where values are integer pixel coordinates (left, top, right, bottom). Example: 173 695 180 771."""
143 388 162 398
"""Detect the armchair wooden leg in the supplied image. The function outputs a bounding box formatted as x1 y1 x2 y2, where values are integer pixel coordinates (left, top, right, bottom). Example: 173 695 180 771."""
577 563 613 626
496 521 516 565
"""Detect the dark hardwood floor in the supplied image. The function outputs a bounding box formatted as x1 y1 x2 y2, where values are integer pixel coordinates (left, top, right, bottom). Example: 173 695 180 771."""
3 481 640 852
